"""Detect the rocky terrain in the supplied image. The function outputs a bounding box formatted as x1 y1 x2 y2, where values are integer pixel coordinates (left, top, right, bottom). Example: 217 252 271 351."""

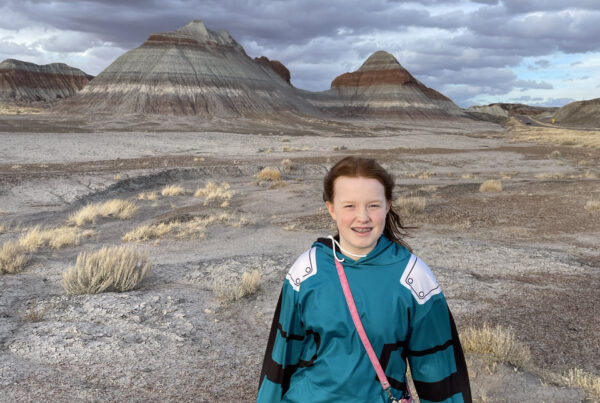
0 113 599 402
0 59 92 104
551 97 600 128
1 18 599 403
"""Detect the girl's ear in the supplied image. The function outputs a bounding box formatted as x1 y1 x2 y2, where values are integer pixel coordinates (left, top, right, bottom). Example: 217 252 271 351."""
325 201 336 220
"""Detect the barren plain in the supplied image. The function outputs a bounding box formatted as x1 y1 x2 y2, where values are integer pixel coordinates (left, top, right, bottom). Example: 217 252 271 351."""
0 114 598 402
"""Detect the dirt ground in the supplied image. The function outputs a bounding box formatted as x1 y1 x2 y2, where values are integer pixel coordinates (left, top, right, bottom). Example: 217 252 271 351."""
0 113 598 402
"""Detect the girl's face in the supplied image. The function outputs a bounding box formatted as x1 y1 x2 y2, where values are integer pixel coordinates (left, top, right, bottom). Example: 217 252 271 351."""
326 176 390 258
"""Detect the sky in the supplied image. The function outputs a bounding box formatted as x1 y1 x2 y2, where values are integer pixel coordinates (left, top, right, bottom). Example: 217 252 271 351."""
1 0 599 108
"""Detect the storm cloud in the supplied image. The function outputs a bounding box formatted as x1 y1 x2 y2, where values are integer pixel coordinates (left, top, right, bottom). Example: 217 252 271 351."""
1 0 599 107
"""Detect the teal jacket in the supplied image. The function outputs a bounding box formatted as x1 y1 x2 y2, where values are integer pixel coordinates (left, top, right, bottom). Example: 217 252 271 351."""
257 235 471 403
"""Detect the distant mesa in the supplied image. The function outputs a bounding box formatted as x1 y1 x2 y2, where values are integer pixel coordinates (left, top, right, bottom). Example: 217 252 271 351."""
551 97 600 128
57 20 319 116
302 50 466 119
468 103 556 118
0 59 93 104
57 20 466 121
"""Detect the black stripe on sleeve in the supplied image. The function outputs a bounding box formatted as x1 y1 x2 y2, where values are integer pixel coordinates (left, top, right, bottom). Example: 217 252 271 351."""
258 289 320 398
405 338 454 357
408 308 472 402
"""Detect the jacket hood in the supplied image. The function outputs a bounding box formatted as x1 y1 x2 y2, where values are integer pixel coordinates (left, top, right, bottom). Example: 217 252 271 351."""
313 234 410 268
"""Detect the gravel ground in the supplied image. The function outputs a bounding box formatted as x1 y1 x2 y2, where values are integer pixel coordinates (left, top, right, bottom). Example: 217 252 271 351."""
0 116 598 402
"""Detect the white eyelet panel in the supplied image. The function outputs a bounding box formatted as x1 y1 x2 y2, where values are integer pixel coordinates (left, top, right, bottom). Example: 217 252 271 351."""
400 254 441 304
286 247 318 292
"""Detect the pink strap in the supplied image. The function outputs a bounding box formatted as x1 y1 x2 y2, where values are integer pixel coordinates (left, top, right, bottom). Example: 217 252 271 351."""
335 258 412 403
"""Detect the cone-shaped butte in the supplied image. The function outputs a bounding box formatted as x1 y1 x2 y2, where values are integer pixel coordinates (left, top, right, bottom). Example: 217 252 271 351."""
304 50 465 119
56 20 319 116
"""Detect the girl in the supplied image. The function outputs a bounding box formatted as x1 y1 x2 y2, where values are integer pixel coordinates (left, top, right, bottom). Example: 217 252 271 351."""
257 156 471 403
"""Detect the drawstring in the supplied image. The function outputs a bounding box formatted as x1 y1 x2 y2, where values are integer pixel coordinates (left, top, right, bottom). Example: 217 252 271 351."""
327 235 367 263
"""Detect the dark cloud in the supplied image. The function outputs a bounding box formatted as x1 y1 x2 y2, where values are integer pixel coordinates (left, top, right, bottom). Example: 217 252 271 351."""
501 0 600 13
1 0 599 106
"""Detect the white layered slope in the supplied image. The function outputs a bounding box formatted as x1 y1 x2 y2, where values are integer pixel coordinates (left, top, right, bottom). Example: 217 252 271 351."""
301 51 466 119
0 59 92 103
58 21 467 120
59 20 321 116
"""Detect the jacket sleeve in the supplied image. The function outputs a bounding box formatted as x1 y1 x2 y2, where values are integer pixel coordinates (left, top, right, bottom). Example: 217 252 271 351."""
403 258 472 403
256 280 306 402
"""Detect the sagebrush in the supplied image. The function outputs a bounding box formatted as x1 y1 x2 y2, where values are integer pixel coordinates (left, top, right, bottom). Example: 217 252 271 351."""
62 246 151 295
0 241 30 274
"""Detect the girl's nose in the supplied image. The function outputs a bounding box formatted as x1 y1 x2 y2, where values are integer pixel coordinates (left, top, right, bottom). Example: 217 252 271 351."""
356 207 370 222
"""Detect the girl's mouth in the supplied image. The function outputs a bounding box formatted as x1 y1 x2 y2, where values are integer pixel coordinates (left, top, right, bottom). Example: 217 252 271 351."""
352 227 372 234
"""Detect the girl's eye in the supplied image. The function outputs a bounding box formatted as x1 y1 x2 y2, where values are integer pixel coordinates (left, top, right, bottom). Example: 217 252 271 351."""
344 205 354 208
369 204 380 208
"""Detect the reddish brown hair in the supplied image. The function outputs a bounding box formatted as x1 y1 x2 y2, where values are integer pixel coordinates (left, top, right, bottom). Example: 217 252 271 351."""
323 156 412 251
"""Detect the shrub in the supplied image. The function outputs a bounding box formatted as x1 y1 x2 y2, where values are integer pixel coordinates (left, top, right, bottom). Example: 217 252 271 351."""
281 159 293 174
479 179 502 192
0 241 30 274
585 200 600 212
460 323 531 369
122 213 250 242
19 226 94 251
394 197 426 216
215 270 261 303
257 167 281 181
161 185 186 196
563 368 600 398
138 192 158 201
62 246 151 295
194 182 235 202
69 200 139 226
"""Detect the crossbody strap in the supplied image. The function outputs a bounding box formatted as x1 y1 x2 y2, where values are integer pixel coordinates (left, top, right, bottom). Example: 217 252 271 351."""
335 258 412 403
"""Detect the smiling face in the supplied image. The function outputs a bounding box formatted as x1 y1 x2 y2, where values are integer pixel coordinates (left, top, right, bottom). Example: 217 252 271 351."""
325 176 390 257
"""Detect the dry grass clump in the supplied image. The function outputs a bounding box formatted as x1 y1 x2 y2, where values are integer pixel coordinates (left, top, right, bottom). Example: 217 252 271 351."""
122 213 252 242
161 184 186 196
257 167 282 181
0 241 30 274
18 226 94 251
563 368 600 398
535 172 565 179
394 197 426 216
0 224 4 234
479 179 502 192
281 159 293 174
62 246 151 295
585 200 600 212
282 146 299 152
404 171 434 179
69 199 139 226
0 102 42 115
23 299 48 322
138 192 158 201
548 150 562 159
508 118 600 149
194 182 235 204
215 269 261 303
460 323 531 369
